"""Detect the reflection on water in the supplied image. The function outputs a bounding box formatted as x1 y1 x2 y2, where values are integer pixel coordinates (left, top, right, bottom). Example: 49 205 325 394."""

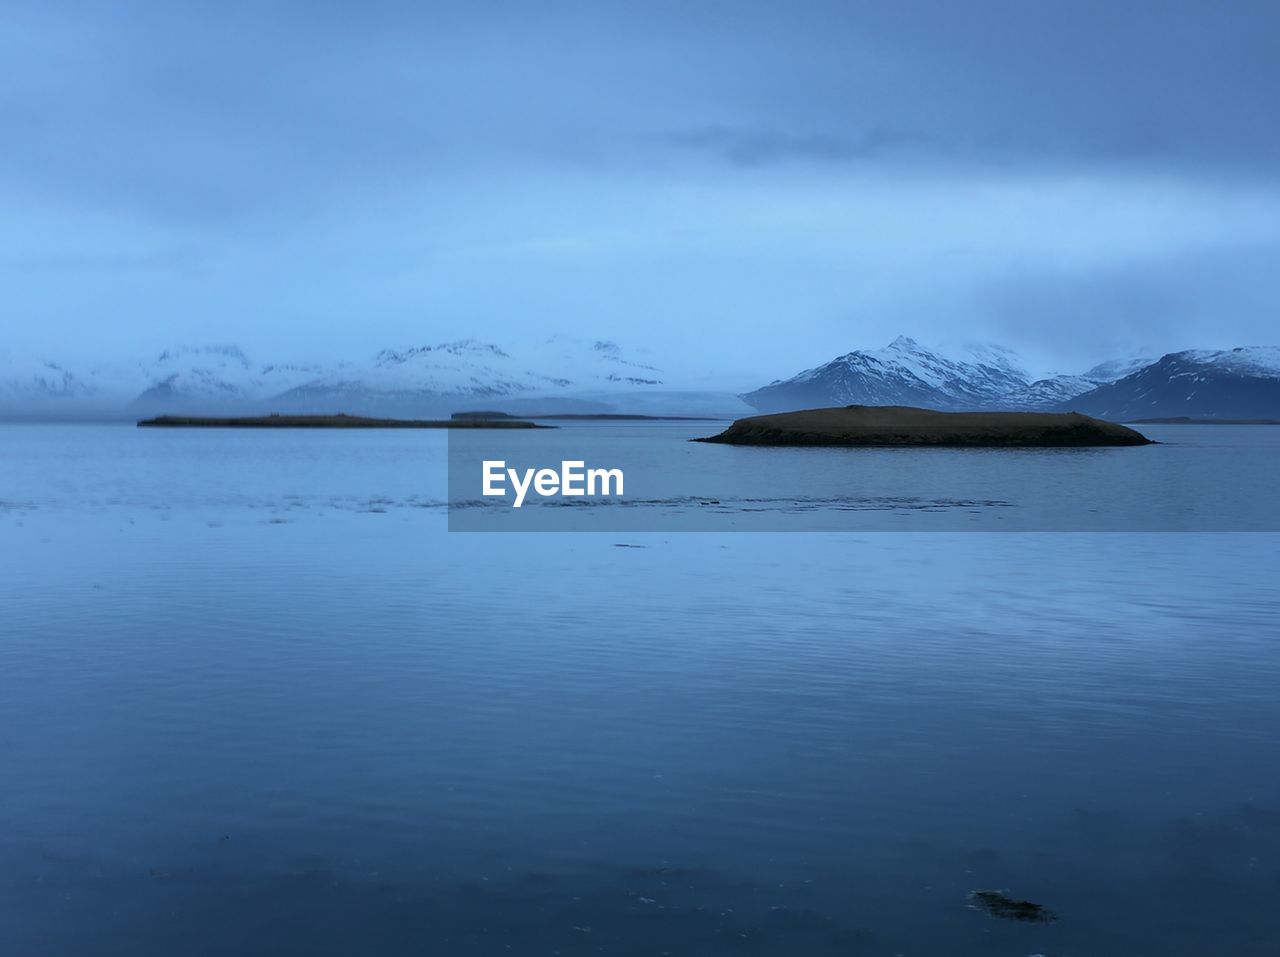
1 425 1278 954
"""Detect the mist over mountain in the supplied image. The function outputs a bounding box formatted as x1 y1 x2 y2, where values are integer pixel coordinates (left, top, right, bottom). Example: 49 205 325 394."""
5 336 1278 421
0 355 91 404
0 338 750 420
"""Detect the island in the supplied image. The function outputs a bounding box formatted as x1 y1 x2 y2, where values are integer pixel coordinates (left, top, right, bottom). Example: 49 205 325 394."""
694 405 1153 447
137 414 552 429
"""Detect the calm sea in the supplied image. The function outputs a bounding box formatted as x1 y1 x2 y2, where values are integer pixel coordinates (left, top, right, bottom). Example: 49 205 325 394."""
2 422 1278 955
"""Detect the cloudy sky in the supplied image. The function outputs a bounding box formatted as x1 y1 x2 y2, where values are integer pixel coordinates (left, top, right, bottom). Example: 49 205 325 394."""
3 0 1278 382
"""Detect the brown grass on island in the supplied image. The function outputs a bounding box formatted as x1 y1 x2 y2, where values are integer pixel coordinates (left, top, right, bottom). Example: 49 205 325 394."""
695 405 1153 447
137 413 552 429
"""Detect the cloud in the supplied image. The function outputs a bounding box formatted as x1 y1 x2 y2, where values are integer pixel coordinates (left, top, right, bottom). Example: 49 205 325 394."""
666 126 934 167
3 0 1279 369
977 240 1280 372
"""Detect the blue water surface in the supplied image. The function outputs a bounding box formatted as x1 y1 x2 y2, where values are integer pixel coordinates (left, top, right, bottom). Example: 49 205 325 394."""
2 423 1278 955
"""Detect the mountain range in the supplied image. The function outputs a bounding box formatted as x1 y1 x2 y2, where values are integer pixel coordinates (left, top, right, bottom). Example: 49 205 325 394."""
0 339 751 420
744 338 1280 420
3 336 1278 420
745 337 1046 413
1064 347 1280 420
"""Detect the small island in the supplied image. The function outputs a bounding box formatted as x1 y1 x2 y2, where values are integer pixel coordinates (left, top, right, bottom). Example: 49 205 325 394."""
137 413 552 429
451 410 718 421
695 405 1152 447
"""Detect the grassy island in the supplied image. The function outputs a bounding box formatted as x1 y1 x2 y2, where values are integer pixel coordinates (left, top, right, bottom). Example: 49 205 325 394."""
695 405 1153 447
137 414 552 429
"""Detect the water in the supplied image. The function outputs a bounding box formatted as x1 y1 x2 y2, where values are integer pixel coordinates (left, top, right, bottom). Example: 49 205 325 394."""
2 423 1279 955
455 420 1280 532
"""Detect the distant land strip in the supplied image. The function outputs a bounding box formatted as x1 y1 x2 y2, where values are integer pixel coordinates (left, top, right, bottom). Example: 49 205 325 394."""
451 410 719 421
1128 416 1280 425
137 414 553 429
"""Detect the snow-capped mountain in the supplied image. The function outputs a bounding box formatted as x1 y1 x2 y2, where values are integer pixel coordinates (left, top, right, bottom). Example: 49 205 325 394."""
7 337 1277 420
1083 356 1156 382
1062 347 1280 420
268 340 565 416
1002 357 1155 410
529 336 664 388
130 345 330 414
0 338 684 419
743 336 1032 413
1001 374 1102 409
0 353 93 402
0 345 334 416
743 339 1175 414
268 338 670 416
0 351 123 418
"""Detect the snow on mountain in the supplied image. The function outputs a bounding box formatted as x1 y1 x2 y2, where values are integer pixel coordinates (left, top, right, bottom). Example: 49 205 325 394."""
8 337 1275 420
743 336 1032 413
742 339 1182 414
0 337 680 418
267 338 670 416
1174 346 1280 378
526 335 664 388
0 344 336 417
292 340 557 394
272 339 597 413
1002 374 1103 409
1063 347 1280 420
0 352 93 401
1084 356 1156 382
130 345 331 413
1003 356 1155 409
0 351 129 418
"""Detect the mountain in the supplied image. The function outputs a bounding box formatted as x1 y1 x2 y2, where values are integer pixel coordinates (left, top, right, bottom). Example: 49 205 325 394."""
9 337 1278 421
1061 347 1280 420
267 338 674 416
530 336 664 387
0 337 717 419
743 336 1032 413
744 340 1172 414
130 345 329 415
0 354 92 402
1083 356 1156 382
1002 357 1154 410
269 340 565 416
0 345 332 417
0 351 118 418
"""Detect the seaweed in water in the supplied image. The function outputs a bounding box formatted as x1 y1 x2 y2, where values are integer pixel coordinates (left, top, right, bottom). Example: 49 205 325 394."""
968 889 1057 923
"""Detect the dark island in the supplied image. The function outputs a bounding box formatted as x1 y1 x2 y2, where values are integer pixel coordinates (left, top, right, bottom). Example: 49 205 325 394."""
137 414 552 429
695 405 1153 447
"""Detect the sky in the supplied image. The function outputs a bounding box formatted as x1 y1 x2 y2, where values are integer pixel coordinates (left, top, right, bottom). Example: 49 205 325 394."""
3 0 1278 383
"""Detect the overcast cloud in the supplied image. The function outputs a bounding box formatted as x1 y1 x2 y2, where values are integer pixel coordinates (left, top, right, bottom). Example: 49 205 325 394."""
2 0 1278 381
